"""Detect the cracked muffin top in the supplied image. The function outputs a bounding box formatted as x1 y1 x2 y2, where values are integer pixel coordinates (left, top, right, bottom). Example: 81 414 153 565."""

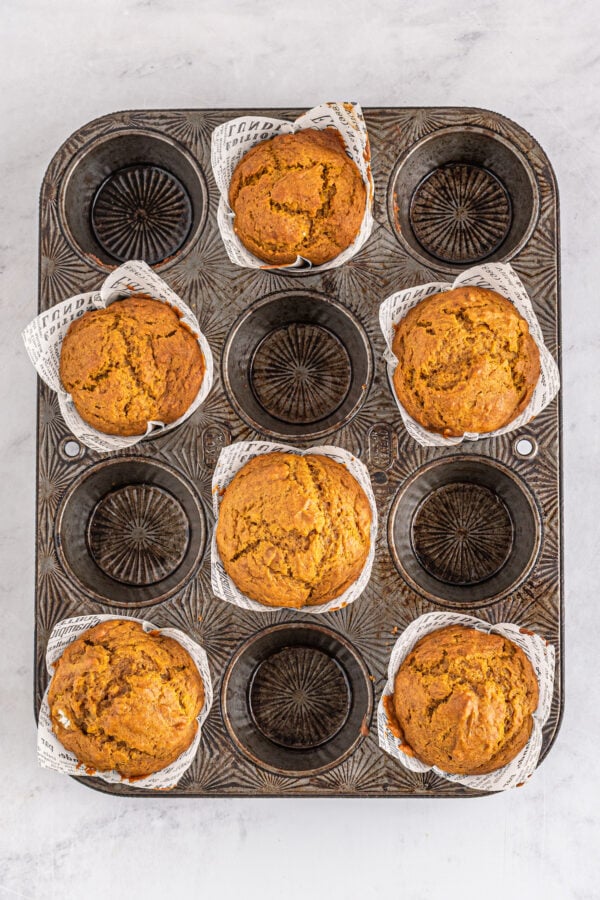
391 286 540 437
48 619 205 779
228 128 366 266
389 625 539 775
215 452 372 608
59 296 205 436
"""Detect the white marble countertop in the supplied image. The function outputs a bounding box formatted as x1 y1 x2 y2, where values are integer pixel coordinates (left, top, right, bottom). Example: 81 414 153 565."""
1 0 598 897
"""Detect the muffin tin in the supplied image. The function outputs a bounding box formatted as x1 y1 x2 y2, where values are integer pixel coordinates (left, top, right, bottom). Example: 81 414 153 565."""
36 107 562 797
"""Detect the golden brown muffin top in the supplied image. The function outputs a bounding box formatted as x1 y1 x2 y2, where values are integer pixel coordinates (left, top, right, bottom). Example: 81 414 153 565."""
391 625 539 775
48 620 204 779
59 296 205 437
391 286 540 437
228 128 366 266
215 452 372 608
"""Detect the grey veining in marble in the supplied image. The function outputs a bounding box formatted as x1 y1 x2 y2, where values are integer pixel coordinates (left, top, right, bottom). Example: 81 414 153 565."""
1 0 599 897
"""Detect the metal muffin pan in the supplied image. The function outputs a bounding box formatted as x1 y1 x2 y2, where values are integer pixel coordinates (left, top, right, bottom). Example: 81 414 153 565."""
36 107 562 797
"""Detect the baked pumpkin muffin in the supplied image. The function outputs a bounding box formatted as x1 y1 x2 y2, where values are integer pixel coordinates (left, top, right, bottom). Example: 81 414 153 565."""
60 296 205 436
228 128 366 266
216 452 372 608
391 286 540 437
48 619 204 778
390 625 539 775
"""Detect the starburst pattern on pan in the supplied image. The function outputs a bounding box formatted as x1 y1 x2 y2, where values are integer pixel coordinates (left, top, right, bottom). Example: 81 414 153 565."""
465 110 536 155
490 423 559 483
39 388 66 449
192 707 229 758
420 770 477 796
375 227 444 291
91 166 193 265
520 462 560 524
515 547 561 639
320 226 390 300
532 161 558 222
249 646 350 749
411 483 514 586
251 323 352 425
107 110 150 129
541 693 563 751
36 540 77 630
38 455 74 528
233 606 302 636
380 109 458 149
161 575 247 673
40 231 97 305
382 758 427 793
322 594 390 676
178 749 238 793
523 406 560 457
231 268 324 308
316 385 399 462
410 164 512 264
155 111 224 158
233 765 302 795
367 575 430 639
512 226 558 339
154 431 216 493
313 744 384 793
168 228 236 304
37 542 65 592
87 485 190 586
40 178 59 211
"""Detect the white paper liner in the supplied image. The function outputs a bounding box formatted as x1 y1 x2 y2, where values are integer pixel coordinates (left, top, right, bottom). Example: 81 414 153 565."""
210 101 374 271
210 441 378 614
37 614 213 791
377 612 555 792
22 260 214 452
378 262 561 447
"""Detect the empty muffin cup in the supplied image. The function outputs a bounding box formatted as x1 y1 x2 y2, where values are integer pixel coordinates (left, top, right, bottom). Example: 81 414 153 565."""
59 129 208 270
222 291 372 441
222 623 373 776
388 456 541 607
388 125 540 271
56 458 206 607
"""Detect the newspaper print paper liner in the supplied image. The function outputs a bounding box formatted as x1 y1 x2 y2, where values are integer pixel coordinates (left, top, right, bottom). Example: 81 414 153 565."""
211 441 378 614
378 262 561 447
22 260 214 452
37 614 213 791
377 612 555 792
210 101 374 271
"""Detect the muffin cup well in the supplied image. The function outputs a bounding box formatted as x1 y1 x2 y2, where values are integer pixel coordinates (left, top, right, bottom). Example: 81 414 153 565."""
37 614 213 790
378 262 560 447
210 101 374 271
210 441 378 614
221 623 373 777
22 260 214 452
377 612 555 792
